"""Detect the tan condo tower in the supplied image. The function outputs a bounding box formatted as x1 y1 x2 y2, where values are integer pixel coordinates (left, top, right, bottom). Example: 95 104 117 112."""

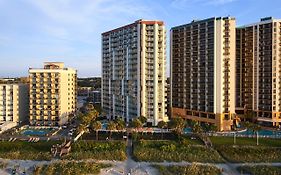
29 62 77 126
171 17 236 131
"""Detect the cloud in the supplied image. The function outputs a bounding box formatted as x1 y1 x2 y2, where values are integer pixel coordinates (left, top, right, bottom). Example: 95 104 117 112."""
172 0 238 8
26 0 152 24
206 0 237 5
25 0 154 50
0 0 164 77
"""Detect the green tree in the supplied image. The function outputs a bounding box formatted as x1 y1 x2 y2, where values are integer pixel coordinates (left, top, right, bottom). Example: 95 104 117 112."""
131 118 143 139
244 111 255 122
192 122 203 135
157 121 167 139
138 116 147 125
107 121 116 139
115 118 126 131
78 109 99 126
168 117 186 135
91 121 102 140
131 118 143 129
250 123 261 145
243 121 251 135
209 124 217 132
77 124 88 140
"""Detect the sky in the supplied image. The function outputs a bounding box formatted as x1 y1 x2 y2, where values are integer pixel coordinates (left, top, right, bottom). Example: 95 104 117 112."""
0 0 280 78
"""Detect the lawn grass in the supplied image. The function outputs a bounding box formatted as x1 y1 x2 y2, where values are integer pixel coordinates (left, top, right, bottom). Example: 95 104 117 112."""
133 140 223 162
33 161 111 175
153 164 222 175
0 141 61 160
237 165 281 175
210 136 281 147
65 140 126 161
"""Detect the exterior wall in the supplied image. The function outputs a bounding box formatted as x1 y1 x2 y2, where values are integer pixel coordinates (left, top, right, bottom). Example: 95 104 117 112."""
0 84 28 123
236 18 281 126
171 17 236 131
29 62 77 126
18 84 29 122
102 20 168 125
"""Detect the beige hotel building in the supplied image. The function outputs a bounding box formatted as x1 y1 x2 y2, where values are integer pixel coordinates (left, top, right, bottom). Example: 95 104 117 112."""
171 17 236 131
29 62 77 126
102 19 168 126
236 17 281 127
0 83 29 123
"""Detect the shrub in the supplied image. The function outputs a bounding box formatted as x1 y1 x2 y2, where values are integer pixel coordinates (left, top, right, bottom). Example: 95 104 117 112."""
160 144 176 152
65 140 126 161
154 164 222 175
0 141 60 160
33 161 111 175
237 166 281 175
216 145 281 162
133 140 223 162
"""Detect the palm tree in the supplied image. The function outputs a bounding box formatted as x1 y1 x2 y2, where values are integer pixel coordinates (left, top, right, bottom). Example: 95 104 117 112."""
243 121 251 135
132 118 143 129
244 111 255 122
192 122 203 135
79 109 99 126
79 113 92 126
115 118 126 131
209 124 217 133
138 116 147 126
131 118 143 138
168 117 186 136
107 121 116 139
91 121 102 140
77 124 88 140
157 121 167 139
251 124 261 145
88 109 99 121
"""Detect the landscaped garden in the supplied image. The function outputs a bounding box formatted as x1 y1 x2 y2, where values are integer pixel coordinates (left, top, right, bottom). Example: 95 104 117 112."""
0 141 61 160
215 146 281 163
133 140 223 162
210 136 281 163
237 165 281 175
64 140 126 160
153 164 222 175
33 161 111 175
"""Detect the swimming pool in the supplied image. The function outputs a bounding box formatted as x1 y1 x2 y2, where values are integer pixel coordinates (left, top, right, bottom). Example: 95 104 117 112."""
102 123 108 130
237 129 281 137
21 129 52 136
184 127 281 138
184 127 192 134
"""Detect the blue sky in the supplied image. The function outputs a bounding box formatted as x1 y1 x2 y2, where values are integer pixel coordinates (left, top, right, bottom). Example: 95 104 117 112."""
0 0 280 77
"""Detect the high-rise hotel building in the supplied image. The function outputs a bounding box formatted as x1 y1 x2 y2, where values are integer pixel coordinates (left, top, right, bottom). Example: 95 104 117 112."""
0 83 29 123
102 19 168 125
29 62 77 126
236 17 281 126
171 17 236 131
